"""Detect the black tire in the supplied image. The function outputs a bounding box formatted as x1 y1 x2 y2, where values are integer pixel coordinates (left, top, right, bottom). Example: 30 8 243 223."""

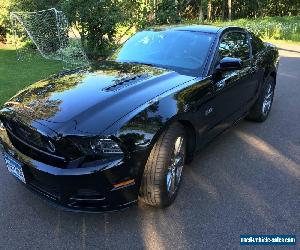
139 123 186 208
246 76 275 122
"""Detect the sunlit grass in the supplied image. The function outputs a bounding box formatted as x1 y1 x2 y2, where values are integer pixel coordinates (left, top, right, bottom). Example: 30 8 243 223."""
182 16 300 42
213 16 300 42
0 45 66 106
262 39 300 46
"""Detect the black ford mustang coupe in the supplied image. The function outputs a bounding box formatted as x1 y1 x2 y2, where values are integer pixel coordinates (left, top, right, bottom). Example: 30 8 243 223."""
0 25 279 211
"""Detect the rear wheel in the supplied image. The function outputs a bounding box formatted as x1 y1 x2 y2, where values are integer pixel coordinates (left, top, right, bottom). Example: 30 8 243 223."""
139 123 186 208
246 76 275 122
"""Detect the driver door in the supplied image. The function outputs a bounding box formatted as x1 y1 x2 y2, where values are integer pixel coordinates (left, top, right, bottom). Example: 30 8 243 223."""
213 31 257 119
197 31 257 143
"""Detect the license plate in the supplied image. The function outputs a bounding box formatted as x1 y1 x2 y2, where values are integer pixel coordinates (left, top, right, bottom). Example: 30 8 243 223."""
4 153 26 183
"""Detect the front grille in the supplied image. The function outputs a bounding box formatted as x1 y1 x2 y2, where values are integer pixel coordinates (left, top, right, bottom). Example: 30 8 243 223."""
5 119 53 152
6 129 68 167
3 118 83 167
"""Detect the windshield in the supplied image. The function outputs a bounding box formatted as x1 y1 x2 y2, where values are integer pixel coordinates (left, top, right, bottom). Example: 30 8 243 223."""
112 30 215 76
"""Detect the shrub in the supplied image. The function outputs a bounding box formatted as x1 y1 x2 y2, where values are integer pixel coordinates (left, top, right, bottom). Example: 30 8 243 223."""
60 0 147 58
155 0 181 25
212 16 300 41
0 0 11 42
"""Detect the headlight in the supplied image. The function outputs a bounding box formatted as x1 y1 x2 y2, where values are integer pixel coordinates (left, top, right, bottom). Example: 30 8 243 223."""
72 136 124 158
89 138 123 155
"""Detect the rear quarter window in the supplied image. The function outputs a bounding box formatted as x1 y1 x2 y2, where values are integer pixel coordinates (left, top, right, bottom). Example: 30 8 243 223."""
250 34 265 55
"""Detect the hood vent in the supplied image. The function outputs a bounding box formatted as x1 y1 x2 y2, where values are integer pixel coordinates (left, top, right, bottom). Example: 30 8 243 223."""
103 74 150 92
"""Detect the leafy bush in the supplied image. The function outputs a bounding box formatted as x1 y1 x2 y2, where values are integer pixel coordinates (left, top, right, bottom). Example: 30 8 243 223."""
184 16 300 42
60 0 147 58
214 16 300 41
0 0 11 42
155 0 181 25
56 38 88 65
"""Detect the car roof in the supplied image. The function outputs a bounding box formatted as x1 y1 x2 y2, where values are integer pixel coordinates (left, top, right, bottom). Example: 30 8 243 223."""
147 25 246 34
170 25 222 33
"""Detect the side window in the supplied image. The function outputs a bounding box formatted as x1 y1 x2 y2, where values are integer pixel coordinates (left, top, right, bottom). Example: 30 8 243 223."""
218 32 250 60
250 34 264 55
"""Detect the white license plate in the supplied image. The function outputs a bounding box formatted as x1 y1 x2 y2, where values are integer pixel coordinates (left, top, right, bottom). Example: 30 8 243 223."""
4 153 26 183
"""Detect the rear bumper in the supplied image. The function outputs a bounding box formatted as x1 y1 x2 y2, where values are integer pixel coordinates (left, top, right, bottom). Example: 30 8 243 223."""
0 132 146 212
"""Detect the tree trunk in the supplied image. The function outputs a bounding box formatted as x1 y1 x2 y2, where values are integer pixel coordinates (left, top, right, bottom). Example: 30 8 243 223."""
198 0 203 21
256 0 262 18
222 0 226 21
207 0 212 21
228 0 232 21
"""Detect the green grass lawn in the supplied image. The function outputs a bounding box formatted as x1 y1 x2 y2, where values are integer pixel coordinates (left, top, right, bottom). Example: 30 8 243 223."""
0 46 66 106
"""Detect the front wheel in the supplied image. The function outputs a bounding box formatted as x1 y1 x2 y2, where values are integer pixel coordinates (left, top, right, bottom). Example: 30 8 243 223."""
246 77 275 122
139 123 186 208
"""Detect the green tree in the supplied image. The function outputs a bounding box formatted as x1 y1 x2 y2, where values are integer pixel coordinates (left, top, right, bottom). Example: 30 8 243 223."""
60 0 147 58
154 0 181 24
0 0 61 42
1 0 300 54
0 0 10 41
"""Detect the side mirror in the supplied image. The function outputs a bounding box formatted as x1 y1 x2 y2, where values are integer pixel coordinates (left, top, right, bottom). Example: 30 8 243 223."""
216 57 243 71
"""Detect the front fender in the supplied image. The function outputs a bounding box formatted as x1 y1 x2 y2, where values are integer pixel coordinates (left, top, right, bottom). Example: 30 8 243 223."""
263 44 279 84
105 76 212 152
105 95 185 152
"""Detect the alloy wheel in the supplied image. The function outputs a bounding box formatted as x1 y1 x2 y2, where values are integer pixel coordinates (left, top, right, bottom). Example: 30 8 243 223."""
262 82 274 116
166 136 185 196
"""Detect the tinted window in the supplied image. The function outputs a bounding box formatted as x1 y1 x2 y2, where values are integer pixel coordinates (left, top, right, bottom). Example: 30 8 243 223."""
250 34 264 55
112 30 215 76
218 32 250 60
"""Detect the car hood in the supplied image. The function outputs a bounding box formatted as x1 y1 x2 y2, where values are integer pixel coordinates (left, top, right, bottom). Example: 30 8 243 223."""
3 61 195 134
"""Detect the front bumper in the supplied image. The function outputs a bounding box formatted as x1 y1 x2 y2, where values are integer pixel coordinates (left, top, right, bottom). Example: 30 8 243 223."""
0 130 147 212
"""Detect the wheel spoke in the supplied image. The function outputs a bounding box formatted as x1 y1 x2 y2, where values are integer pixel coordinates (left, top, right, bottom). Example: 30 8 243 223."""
262 83 273 115
174 137 183 155
166 169 173 189
170 171 176 193
172 154 184 168
266 92 272 99
176 166 183 184
166 136 185 195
